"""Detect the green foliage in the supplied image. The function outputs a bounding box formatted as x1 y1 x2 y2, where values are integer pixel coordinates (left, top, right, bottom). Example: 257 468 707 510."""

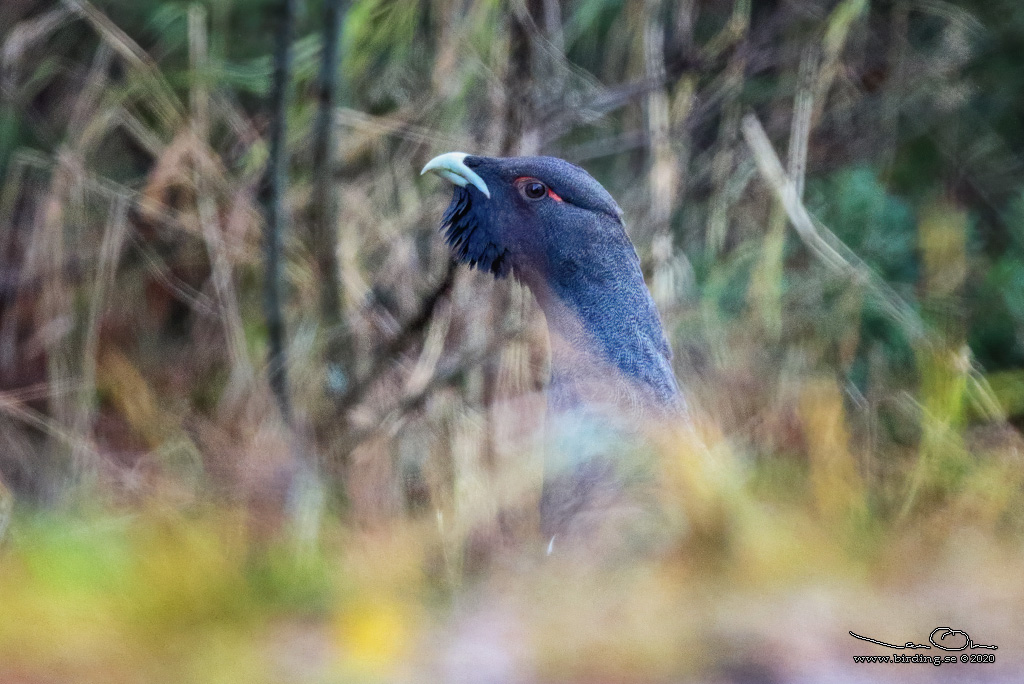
809 167 917 285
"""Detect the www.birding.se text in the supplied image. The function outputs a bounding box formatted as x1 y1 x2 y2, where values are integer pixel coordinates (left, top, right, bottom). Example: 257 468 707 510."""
852 654 995 665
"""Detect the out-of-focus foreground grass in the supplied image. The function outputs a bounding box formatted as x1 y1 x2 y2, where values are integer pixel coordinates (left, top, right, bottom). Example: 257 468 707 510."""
2 0 1024 681
1 435 1024 682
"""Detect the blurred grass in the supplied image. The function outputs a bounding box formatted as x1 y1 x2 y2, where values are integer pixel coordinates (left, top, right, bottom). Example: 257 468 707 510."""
1 0 1024 680
0 444 1022 682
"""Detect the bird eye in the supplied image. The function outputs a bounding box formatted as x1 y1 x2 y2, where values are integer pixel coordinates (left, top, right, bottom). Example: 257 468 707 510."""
519 179 548 200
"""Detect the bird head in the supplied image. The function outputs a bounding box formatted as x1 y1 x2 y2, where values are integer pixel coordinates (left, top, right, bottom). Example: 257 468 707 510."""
421 152 628 285
422 151 681 412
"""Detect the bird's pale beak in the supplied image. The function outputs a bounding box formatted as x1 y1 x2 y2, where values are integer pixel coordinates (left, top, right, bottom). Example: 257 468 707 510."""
421 152 491 198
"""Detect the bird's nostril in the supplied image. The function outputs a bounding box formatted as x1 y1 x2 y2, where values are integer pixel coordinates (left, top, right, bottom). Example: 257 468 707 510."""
464 156 482 167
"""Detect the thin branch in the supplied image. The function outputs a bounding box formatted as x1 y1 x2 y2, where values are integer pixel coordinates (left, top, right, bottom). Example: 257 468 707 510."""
0 470 11 544
262 0 298 424
338 259 458 411
787 46 818 201
742 113 919 334
62 0 184 130
339 325 526 456
741 113 1004 426
310 0 348 397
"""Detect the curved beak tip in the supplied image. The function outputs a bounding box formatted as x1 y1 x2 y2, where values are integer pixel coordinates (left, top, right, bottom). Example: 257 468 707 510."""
421 151 491 198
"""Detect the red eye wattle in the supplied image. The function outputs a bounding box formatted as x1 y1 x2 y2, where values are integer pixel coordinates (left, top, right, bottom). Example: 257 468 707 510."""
515 176 561 202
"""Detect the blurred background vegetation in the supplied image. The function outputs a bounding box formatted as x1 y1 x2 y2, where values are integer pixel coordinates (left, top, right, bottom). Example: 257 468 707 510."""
1 0 1023 681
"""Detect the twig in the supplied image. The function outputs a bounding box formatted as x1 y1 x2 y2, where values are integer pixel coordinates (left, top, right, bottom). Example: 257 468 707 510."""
1 7 75 93
261 0 324 551
787 46 818 201
190 9 254 394
741 112 1004 429
62 0 184 130
73 193 129 480
310 0 348 398
338 259 459 411
705 0 750 255
339 325 526 455
812 0 868 127
0 391 97 462
643 0 679 309
741 113 922 337
262 0 298 425
0 472 12 544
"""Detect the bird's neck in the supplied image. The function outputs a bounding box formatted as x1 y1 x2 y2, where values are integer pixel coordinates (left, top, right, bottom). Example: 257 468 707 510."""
525 259 681 414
